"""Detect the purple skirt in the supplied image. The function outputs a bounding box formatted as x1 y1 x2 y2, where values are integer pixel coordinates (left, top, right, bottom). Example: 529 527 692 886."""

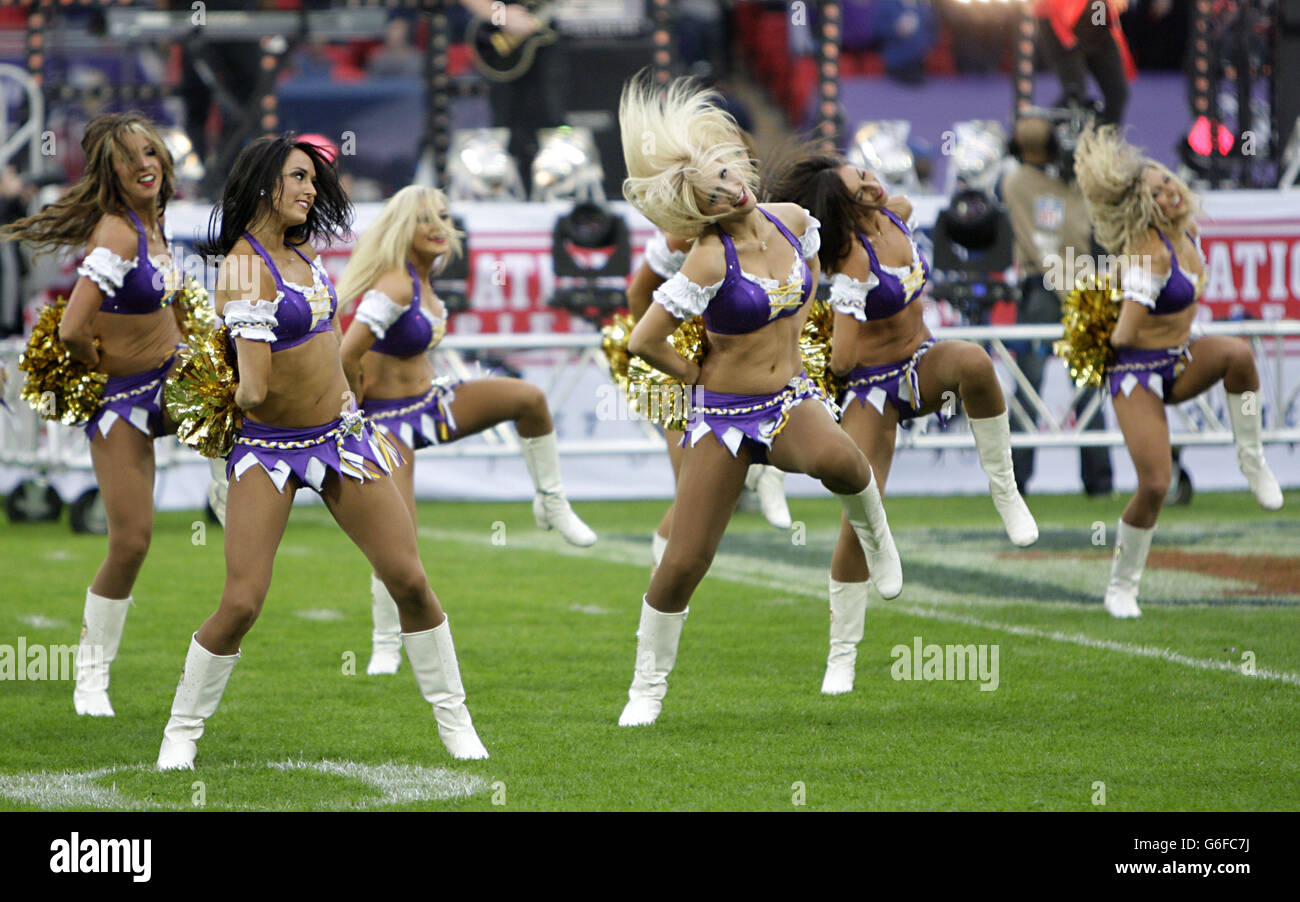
84 354 176 441
226 416 405 494
841 338 946 425
1108 345 1191 402
683 371 835 464
362 378 461 451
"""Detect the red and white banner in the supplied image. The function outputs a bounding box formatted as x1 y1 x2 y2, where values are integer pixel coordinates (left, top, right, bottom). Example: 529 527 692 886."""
1196 222 1300 321
32 191 1300 332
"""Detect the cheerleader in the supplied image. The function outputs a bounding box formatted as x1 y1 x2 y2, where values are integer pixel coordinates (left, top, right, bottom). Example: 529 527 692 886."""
1 113 188 717
336 185 596 675
157 137 487 768
626 228 794 572
766 148 1038 693
615 76 902 726
1073 126 1283 618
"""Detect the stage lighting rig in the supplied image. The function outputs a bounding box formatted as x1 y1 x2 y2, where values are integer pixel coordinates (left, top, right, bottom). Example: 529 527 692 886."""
847 121 920 194
531 126 605 204
447 129 526 202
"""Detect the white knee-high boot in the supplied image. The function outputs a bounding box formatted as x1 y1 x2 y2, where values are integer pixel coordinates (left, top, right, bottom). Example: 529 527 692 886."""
367 573 402 675
969 411 1039 546
74 589 131 717
1226 392 1284 510
207 457 229 528
403 619 489 760
822 578 870 695
619 597 688 726
747 464 793 529
520 431 597 546
834 475 903 599
1104 519 1154 619
157 635 240 770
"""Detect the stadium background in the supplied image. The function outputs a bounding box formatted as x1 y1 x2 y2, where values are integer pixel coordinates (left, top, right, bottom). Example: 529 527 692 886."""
0 0 1297 817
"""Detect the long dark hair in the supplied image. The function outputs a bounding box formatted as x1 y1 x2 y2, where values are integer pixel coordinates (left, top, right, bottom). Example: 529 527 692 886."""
200 134 351 257
0 112 175 254
763 143 875 274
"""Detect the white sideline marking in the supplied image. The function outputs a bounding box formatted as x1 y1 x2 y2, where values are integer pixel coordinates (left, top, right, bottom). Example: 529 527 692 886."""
0 767 159 811
568 604 612 615
893 605 1300 687
0 761 487 812
269 760 487 808
20 615 68 629
418 526 1300 687
294 609 344 622
42 550 74 562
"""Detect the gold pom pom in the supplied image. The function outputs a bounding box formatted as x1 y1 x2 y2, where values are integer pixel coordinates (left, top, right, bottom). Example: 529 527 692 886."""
600 312 636 393
1053 274 1122 388
171 278 219 346
600 313 709 432
798 298 842 400
18 299 107 426
164 324 243 459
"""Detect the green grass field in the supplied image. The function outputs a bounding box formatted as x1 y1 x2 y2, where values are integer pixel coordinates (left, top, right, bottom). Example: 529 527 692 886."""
1 489 1298 811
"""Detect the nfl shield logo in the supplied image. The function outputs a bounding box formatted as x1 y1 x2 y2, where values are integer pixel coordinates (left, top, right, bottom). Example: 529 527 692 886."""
1034 196 1064 231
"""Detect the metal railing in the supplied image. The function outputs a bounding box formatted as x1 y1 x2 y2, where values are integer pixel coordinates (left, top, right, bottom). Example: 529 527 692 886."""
0 64 44 174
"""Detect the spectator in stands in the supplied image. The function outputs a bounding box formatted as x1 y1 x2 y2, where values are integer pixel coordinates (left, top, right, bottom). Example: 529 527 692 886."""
290 38 336 81
842 0 939 85
676 0 732 79
1000 113 1113 495
368 15 423 79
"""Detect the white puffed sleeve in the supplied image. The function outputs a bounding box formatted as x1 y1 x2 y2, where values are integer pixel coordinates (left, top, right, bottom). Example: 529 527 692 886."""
653 271 722 320
222 297 281 343
354 290 408 339
77 247 136 297
1121 267 1165 311
644 231 687 280
827 271 880 322
798 210 821 260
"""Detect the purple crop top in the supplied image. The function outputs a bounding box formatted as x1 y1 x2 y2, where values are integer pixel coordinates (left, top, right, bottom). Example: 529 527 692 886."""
827 208 929 323
652 207 820 335
1122 229 1203 316
354 264 447 358
76 209 177 315
221 233 337 352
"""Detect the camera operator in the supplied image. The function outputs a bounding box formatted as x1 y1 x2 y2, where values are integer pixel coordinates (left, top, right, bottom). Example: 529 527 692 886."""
1001 112 1113 495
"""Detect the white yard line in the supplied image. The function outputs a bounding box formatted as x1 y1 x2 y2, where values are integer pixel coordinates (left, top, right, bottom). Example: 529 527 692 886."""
418 527 1300 687
0 761 487 812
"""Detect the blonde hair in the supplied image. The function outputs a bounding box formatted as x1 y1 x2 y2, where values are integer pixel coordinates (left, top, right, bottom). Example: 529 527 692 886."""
1074 125 1201 256
619 74 758 238
336 185 463 305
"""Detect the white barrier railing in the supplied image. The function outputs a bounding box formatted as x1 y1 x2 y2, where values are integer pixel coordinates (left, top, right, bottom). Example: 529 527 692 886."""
0 64 45 174
2 321 1298 479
